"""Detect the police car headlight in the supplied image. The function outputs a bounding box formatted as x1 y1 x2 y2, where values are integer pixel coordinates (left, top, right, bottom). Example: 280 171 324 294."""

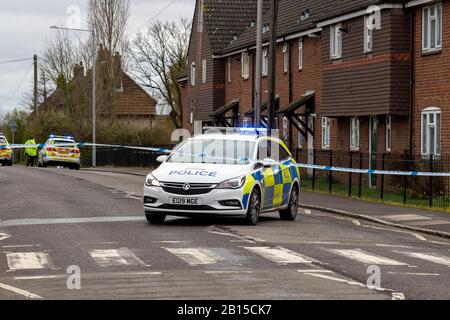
145 173 161 187
217 176 246 189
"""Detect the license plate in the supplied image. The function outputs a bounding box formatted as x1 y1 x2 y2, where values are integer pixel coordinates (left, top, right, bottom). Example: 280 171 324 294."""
170 197 202 206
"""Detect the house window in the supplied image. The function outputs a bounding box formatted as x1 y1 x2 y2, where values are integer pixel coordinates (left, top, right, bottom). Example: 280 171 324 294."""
297 122 303 148
386 115 392 152
197 0 204 32
190 62 196 86
242 117 251 127
322 117 330 149
262 48 268 76
283 43 289 73
421 107 441 156
423 3 442 52
330 23 342 59
350 117 360 151
298 39 303 70
241 52 250 79
202 59 207 84
364 15 374 53
227 57 231 82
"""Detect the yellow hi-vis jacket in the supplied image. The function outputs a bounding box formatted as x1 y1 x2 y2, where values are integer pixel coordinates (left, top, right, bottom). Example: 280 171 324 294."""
24 139 37 156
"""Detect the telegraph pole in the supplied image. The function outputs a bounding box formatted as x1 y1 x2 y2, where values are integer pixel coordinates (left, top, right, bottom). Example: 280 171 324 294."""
33 54 38 119
254 0 263 127
267 0 278 134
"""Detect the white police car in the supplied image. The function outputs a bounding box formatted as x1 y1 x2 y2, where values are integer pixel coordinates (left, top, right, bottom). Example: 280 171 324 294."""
143 129 300 225
0 133 13 166
37 135 81 170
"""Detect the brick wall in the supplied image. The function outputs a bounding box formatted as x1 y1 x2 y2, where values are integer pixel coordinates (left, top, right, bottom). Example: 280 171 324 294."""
413 1 450 155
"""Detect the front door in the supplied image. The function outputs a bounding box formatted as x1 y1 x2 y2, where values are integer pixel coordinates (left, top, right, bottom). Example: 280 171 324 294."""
369 116 378 188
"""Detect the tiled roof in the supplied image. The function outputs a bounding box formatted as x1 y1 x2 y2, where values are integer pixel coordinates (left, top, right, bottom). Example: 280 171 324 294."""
203 0 271 55
217 0 407 55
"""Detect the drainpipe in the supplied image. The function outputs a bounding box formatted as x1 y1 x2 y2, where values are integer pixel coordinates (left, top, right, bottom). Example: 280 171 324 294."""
408 8 415 156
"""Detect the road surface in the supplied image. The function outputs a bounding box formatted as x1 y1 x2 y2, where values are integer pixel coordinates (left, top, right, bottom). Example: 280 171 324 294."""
0 166 449 300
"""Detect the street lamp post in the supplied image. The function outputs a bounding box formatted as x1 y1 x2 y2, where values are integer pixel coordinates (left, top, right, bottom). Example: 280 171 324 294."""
50 25 97 168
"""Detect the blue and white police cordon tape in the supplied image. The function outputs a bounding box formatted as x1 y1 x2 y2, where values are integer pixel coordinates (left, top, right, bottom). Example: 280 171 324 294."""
295 163 450 177
2 142 450 177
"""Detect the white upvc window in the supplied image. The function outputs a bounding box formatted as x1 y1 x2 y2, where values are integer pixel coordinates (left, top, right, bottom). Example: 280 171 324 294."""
350 117 359 151
364 15 374 53
283 43 289 73
350 117 360 151
421 107 441 156
202 59 207 84
322 117 330 149
227 57 231 82
190 62 196 86
330 23 342 59
423 3 442 52
242 117 251 127
298 38 303 70
241 52 250 79
298 122 303 148
386 115 392 152
262 48 269 76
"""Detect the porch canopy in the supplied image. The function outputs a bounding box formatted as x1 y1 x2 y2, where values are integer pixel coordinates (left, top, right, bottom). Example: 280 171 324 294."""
277 92 315 139
245 97 280 127
212 99 239 127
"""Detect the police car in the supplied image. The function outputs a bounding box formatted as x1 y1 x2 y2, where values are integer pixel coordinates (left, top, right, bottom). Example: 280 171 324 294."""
0 133 13 166
143 128 300 225
37 134 81 170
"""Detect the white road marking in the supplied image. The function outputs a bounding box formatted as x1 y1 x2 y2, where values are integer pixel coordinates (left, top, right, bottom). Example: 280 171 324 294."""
408 220 450 226
375 244 413 249
391 292 406 300
164 248 222 266
155 241 193 244
382 214 431 222
360 224 427 241
0 282 42 299
396 251 450 267
2 244 41 248
6 252 54 271
244 246 317 264
0 216 145 227
329 248 409 266
89 248 146 267
303 209 312 215
297 269 334 274
204 270 254 274
0 233 10 241
352 219 361 226
14 275 65 280
387 272 440 276
207 229 256 243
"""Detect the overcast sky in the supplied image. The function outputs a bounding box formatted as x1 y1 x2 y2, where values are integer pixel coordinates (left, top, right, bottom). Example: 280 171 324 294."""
0 0 195 117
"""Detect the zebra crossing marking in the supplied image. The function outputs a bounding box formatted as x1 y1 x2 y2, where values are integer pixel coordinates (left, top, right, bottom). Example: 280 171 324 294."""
243 246 317 264
88 248 146 267
163 248 222 266
5 252 54 271
329 248 409 266
396 251 450 267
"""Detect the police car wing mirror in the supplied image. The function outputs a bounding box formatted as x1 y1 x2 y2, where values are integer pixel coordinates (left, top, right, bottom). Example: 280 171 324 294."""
262 158 276 168
156 155 168 163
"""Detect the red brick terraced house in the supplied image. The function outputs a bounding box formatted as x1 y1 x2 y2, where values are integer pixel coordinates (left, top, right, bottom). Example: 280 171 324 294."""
180 0 450 188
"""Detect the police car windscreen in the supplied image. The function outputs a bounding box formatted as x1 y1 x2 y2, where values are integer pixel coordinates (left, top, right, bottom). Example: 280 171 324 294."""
52 139 75 147
169 139 255 164
0 138 6 145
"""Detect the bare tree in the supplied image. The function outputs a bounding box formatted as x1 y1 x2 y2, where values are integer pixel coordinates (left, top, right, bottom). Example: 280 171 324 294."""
128 19 191 128
88 0 130 54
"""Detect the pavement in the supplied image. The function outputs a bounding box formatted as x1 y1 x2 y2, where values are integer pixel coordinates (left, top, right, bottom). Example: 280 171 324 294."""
0 165 449 300
83 167 450 239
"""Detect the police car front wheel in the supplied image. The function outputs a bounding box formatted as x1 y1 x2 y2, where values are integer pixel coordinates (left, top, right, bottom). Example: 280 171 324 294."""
245 189 261 225
279 185 299 221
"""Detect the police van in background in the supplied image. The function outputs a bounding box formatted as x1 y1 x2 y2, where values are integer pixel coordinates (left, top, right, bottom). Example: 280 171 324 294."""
37 134 81 170
0 133 13 166
143 128 300 225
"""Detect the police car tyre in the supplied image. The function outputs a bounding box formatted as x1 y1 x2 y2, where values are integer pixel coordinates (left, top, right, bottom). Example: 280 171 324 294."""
279 185 299 221
245 189 261 225
146 213 166 224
